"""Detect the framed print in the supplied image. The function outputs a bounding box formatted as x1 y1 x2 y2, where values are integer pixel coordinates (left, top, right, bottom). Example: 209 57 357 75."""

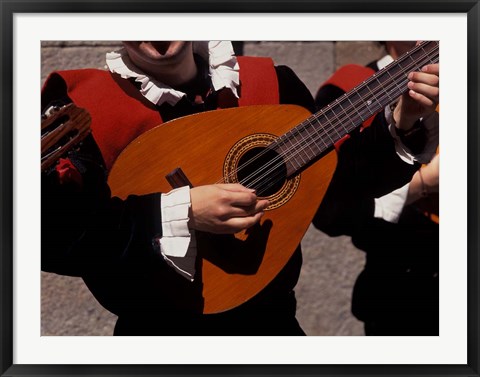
1 0 479 376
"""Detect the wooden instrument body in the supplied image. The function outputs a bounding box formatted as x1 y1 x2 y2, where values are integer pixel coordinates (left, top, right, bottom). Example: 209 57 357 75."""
41 103 91 171
109 105 337 314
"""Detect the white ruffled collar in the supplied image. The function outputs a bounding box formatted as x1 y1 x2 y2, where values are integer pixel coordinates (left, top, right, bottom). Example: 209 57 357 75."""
105 41 239 106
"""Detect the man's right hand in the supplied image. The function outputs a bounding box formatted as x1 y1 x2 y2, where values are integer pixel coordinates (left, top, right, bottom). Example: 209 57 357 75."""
189 184 269 234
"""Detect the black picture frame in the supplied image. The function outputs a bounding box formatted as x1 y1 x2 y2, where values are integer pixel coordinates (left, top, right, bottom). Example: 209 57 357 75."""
1 0 479 376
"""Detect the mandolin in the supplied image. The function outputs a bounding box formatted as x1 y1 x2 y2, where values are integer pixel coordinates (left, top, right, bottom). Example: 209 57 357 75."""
108 41 439 314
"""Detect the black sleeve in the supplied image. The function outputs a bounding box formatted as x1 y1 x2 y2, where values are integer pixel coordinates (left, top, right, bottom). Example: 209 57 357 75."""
41 77 163 277
312 83 419 237
275 65 316 113
41 143 163 277
312 114 419 237
315 84 345 111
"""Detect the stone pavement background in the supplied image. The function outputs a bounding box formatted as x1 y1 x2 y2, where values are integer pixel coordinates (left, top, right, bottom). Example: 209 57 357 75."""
41 41 386 336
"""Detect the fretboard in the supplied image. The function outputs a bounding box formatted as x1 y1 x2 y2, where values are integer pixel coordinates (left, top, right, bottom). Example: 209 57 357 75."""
273 40 439 176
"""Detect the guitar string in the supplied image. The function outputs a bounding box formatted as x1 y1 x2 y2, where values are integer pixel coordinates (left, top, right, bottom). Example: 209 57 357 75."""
246 45 439 195
252 47 440 194
255 53 438 196
225 45 439 196
214 43 439 195
249 49 439 197
221 41 439 188
252 50 440 196
250 44 440 192
253 51 439 196
217 42 438 189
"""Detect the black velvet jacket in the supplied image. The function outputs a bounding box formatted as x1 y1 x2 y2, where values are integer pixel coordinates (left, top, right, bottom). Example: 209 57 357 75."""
41 59 315 335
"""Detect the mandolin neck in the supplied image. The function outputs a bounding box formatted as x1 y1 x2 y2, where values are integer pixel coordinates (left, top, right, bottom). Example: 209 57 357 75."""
272 41 439 177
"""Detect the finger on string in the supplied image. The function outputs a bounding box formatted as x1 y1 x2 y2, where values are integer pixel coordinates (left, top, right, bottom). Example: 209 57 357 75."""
408 90 436 108
225 211 265 232
220 183 256 193
229 191 259 207
407 81 439 98
408 71 440 87
231 199 269 217
241 199 269 213
421 64 440 76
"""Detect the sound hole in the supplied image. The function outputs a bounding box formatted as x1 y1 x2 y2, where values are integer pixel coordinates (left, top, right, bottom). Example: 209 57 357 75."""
237 147 287 197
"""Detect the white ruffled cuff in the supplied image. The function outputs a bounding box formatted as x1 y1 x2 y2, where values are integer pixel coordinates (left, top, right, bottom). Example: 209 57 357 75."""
157 186 197 281
373 183 409 223
386 107 439 165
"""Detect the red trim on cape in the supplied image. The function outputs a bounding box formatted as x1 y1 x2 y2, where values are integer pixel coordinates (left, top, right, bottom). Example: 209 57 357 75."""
43 56 280 183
